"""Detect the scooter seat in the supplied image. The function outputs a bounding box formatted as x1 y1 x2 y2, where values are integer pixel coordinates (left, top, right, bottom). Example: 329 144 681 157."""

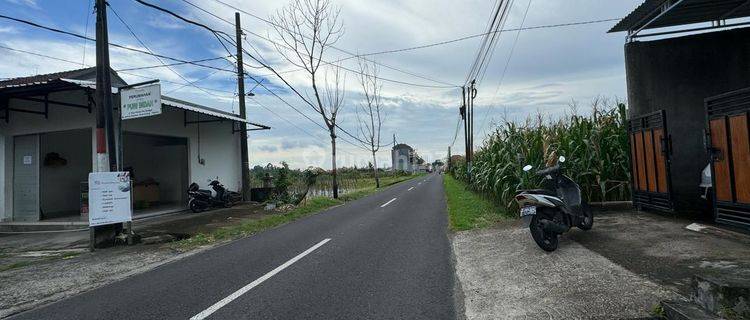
522 189 557 197
196 190 212 196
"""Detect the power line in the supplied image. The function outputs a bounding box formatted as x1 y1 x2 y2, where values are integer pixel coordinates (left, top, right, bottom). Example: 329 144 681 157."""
0 14 239 75
116 56 229 72
81 0 93 67
449 117 461 148
108 3 233 99
169 3 448 144
131 1 373 151
478 0 531 135
0 44 237 96
356 18 622 58
204 0 459 88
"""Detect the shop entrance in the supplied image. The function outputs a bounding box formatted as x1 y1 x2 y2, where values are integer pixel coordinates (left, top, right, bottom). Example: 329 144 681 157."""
123 132 188 214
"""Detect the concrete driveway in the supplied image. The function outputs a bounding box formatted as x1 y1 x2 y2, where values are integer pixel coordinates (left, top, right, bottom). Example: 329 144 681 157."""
451 213 683 319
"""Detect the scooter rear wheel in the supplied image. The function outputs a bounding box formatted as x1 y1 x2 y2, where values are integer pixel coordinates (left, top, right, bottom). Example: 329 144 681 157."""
529 215 559 252
189 200 203 213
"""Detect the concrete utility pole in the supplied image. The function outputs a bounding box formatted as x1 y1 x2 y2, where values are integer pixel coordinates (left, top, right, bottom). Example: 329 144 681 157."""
92 0 120 250
95 0 115 173
461 86 467 169
447 146 451 171
467 80 477 177
235 12 251 201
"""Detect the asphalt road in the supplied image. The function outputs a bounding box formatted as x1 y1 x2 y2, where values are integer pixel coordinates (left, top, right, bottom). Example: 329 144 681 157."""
11 173 457 320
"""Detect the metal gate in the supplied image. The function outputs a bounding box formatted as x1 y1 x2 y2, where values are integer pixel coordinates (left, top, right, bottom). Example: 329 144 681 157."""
13 134 40 221
706 88 750 229
628 110 673 211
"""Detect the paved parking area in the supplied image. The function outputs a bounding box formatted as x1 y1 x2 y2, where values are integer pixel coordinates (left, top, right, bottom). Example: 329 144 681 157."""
451 214 681 320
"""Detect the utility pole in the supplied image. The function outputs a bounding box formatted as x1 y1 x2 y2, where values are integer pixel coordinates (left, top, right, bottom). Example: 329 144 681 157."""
235 12 251 201
92 0 118 251
95 0 115 173
460 86 468 169
447 146 451 171
467 80 477 177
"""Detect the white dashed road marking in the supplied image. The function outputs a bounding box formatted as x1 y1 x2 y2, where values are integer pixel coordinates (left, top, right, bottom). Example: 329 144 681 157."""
190 238 331 320
381 198 397 208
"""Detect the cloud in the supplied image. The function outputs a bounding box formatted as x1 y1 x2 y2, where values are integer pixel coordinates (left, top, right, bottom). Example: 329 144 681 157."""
258 145 278 152
0 26 17 34
5 0 39 9
0 0 642 169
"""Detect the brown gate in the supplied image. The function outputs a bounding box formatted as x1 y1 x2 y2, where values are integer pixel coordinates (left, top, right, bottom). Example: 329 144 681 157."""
628 110 673 211
706 88 750 229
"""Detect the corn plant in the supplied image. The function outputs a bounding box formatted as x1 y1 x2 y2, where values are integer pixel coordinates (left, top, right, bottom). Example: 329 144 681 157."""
452 100 630 212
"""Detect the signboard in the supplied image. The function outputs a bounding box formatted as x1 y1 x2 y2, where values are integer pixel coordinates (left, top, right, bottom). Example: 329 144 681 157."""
22 155 32 165
88 172 132 227
121 84 161 120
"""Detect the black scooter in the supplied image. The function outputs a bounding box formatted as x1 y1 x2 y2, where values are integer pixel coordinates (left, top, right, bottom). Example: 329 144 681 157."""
187 180 241 213
514 156 594 251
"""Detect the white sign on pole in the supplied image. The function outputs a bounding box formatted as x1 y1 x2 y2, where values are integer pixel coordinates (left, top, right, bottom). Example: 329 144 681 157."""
121 84 161 120
88 172 132 227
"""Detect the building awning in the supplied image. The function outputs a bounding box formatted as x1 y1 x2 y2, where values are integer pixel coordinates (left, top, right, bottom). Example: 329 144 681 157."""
610 0 750 33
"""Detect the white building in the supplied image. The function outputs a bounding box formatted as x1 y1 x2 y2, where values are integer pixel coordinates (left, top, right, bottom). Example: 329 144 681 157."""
391 143 414 173
0 68 267 223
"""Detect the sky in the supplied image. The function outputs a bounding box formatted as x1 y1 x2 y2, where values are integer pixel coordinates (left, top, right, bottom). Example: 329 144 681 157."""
0 0 644 169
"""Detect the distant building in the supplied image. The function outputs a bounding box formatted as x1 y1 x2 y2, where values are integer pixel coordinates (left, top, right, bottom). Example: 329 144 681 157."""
391 143 414 172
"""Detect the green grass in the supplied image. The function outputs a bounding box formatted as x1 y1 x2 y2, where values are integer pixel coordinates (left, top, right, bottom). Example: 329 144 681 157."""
443 175 511 231
171 174 418 251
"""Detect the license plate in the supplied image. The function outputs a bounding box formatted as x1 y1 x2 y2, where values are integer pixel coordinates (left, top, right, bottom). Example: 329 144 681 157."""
520 206 536 217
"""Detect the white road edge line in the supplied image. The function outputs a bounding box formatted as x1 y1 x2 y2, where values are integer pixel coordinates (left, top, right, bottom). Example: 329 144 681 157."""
381 198 397 208
408 187 414 191
189 238 331 320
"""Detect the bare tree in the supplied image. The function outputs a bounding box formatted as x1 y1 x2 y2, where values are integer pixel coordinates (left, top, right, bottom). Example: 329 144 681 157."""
356 57 385 188
271 0 345 198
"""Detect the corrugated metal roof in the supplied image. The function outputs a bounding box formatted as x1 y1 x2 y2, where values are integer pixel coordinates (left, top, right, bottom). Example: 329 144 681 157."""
610 0 750 33
161 96 249 123
0 67 127 89
0 73 267 127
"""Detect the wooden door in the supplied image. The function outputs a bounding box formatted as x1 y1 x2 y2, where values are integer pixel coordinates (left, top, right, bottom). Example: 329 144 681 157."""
706 88 750 229
628 110 672 211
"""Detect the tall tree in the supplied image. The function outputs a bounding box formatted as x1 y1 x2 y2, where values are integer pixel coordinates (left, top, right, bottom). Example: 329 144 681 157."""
271 0 345 198
356 57 385 188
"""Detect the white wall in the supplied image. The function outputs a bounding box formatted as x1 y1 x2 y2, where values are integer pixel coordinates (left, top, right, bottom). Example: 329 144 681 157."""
0 88 242 221
122 107 241 192
0 90 96 221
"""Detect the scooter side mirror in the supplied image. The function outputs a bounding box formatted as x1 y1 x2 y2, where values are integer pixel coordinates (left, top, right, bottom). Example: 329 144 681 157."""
523 165 533 172
558 156 566 163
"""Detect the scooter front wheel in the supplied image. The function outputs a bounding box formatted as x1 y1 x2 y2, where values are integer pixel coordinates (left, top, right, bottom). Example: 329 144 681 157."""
529 215 559 252
577 201 594 231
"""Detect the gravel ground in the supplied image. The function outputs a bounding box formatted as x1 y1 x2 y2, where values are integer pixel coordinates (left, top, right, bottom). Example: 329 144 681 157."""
451 219 681 320
0 244 203 318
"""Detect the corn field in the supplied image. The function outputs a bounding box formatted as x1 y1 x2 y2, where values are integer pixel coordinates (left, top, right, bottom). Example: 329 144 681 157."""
451 101 630 212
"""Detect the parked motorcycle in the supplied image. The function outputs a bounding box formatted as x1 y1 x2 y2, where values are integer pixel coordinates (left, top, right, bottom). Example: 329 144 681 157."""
514 156 593 251
187 179 241 213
